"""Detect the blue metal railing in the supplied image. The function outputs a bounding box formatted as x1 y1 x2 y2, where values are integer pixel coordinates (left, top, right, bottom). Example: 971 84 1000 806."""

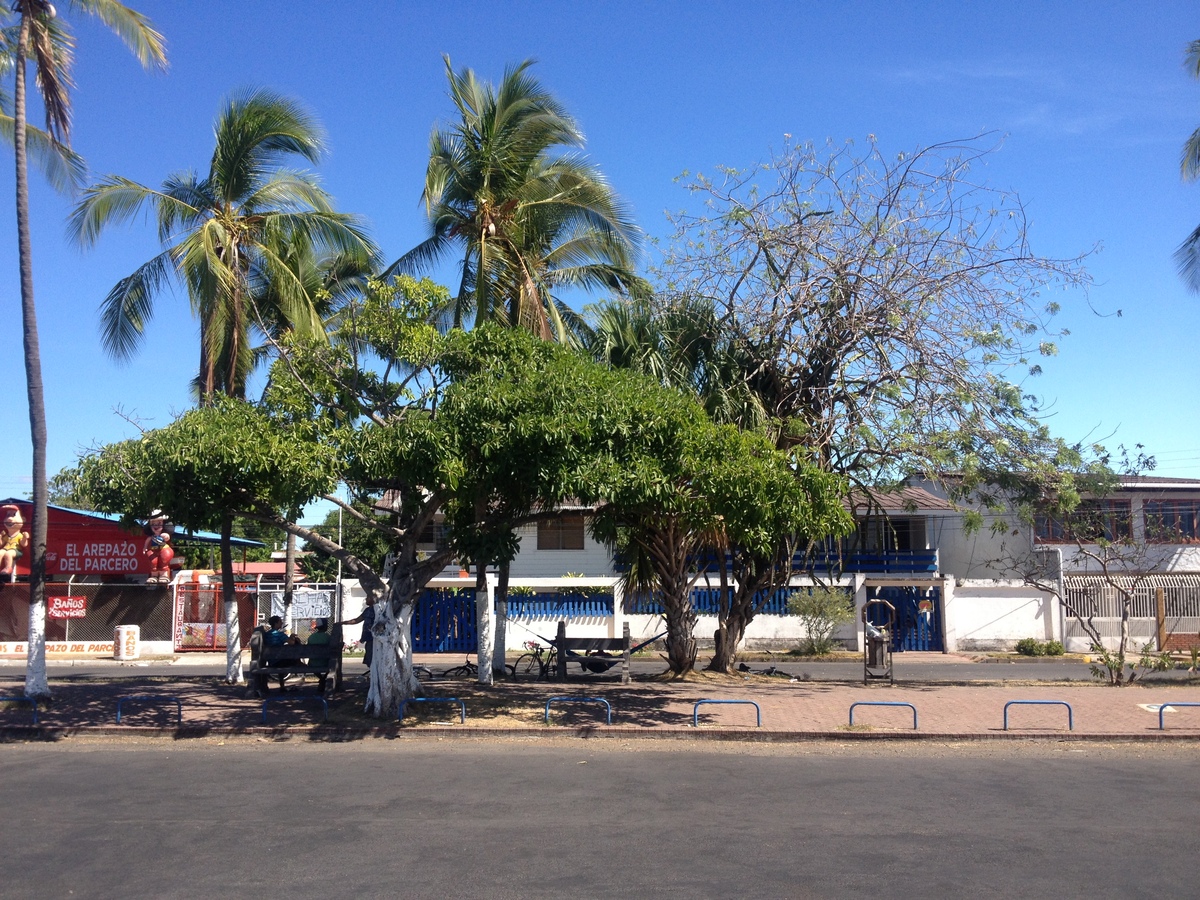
615 548 939 577
1157 702 1200 731
544 696 612 725
0 696 38 724
626 585 852 616
1003 700 1073 731
116 695 182 725
693 699 762 727
849 701 919 729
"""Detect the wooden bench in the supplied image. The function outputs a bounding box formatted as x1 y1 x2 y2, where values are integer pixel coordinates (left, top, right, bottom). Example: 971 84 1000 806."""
554 621 631 684
247 630 342 699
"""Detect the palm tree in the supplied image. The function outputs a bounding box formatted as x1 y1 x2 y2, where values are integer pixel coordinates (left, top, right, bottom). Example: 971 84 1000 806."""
589 295 769 430
1179 39 1200 291
395 57 642 343
69 88 377 400
8 0 165 702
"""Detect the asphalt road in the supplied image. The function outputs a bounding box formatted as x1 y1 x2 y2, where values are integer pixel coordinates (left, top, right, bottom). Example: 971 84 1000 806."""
2 739 1194 898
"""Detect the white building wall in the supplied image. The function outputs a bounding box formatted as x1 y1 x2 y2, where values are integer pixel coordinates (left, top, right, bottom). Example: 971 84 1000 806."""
507 523 615 578
950 580 1057 651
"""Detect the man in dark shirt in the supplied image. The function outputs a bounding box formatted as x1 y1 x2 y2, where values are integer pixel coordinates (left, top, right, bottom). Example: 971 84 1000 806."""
341 597 376 676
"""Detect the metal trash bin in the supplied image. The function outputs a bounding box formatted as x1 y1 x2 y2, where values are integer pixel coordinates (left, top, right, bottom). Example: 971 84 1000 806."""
114 625 140 660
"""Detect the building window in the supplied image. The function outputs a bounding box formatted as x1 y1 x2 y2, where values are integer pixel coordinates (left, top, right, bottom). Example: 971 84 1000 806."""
1034 500 1132 544
1143 500 1200 544
537 515 585 550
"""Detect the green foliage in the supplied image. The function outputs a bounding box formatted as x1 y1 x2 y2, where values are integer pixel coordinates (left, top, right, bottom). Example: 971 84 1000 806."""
1087 641 1173 686
788 586 855 655
399 57 642 343
73 397 339 533
1044 639 1065 656
1015 637 1046 656
70 88 377 399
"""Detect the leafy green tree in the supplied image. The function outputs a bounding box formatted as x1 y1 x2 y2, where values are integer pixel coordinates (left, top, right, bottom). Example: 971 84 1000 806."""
7 0 165 702
1177 40 1200 291
69 87 377 400
589 295 768 430
590 293 824 671
74 397 339 682
590 414 850 674
396 57 642 343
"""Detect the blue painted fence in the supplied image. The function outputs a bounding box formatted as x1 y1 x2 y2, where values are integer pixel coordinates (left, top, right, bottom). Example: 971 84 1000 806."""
506 592 614 619
625 586 809 616
412 588 477 653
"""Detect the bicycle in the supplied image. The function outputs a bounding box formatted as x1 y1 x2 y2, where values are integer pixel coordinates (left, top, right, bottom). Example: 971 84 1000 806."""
441 653 515 679
511 640 558 680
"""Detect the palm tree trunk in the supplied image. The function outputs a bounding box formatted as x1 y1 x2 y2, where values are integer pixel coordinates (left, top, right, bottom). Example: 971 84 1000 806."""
15 15 50 701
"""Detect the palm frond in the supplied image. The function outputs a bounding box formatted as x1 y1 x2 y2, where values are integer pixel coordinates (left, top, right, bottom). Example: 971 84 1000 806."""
0 114 85 192
97 248 175 360
71 0 167 69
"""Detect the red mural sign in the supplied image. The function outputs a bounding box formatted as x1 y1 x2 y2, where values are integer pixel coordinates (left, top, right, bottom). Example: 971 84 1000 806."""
48 595 87 619
4 501 150 578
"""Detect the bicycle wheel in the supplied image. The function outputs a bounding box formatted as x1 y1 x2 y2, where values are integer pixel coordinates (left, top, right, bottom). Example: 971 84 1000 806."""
512 653 540 676
538 650 558 680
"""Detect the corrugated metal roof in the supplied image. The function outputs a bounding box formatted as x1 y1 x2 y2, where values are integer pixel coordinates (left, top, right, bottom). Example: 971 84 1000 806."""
1117 476 1200 490
847 486 956 512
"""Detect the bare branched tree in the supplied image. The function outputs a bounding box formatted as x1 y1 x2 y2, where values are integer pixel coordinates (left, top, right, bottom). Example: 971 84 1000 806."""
657 135 1093 504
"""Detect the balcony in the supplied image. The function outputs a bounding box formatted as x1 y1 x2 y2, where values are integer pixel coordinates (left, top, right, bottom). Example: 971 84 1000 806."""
796 549 939 575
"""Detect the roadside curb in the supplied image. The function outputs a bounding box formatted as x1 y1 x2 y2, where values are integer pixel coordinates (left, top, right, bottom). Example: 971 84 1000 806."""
2 724 1198 743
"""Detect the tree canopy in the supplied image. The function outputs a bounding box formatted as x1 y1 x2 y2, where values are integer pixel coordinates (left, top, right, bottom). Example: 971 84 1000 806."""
395 57 643 344
656 136 1092 513
70 87 377 400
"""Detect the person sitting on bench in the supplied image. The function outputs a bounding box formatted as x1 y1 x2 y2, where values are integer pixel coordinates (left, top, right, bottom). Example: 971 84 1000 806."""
264 616 291 690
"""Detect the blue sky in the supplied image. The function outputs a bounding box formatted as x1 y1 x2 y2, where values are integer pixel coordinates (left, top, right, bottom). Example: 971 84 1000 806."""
2 0 1198 519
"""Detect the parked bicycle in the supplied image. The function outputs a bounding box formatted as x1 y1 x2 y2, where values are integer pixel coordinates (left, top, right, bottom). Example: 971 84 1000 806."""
511 640 557 680
440 653 515 679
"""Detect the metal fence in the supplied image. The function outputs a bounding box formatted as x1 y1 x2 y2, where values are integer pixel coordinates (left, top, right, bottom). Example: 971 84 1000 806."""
0 582 173 643
1063 574 1200 650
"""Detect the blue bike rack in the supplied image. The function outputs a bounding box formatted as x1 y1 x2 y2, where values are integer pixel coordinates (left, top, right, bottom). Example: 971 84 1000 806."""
1157 701 1200 730
116 695 182 725
849 701 918 729
1003 700 1073 731
693 699 762 727
261 696 328 724
0 696 38 725
399 697 466 724
545 696 612 725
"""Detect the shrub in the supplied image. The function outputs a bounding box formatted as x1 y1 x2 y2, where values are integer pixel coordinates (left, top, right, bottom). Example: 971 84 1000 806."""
1015 637 1045 656
788 586 854 655
1043 640 1064 656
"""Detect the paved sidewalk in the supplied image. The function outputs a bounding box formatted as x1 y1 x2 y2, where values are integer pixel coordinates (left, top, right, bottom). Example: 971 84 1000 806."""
2 666 1200 739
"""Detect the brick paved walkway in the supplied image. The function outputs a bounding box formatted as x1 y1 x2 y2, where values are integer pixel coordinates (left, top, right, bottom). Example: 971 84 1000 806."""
3 668 1200 738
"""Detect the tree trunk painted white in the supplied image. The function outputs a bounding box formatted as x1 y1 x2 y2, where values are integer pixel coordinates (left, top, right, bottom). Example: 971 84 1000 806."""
364 587 421 718
475 586 493 685
220 514 243 684
25 595 48 699
224 599 243 684
492 562 509 678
